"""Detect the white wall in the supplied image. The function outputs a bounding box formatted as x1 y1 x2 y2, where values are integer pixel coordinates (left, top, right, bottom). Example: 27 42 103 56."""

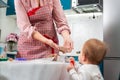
0 8 19 42
58 13 103 54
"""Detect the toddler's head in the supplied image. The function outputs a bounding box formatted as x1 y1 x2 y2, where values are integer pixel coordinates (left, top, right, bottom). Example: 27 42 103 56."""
79 39 107 65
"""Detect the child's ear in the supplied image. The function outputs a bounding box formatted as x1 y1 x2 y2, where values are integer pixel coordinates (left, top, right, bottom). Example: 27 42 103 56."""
82 54 87 62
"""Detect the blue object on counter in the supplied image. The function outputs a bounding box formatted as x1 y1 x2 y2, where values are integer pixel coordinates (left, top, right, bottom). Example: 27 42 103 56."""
0 47 3 55
60 0 71 10
15 58 26 61
67 56 78 61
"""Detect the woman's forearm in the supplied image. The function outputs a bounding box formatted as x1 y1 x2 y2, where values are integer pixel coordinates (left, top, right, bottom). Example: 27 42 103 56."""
32 31 49 44
61 30 70 39
61 30 73 53
32 31 59 50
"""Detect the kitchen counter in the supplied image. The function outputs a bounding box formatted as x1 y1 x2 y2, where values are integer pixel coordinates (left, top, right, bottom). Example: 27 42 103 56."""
0 59 70 80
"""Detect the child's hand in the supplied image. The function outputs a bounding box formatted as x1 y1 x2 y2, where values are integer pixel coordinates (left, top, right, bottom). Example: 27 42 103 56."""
69 57 75 66
67 62 74 72
67 57 75 72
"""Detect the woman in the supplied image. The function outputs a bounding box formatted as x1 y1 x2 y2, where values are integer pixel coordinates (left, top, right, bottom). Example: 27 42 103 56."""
14 0 73 60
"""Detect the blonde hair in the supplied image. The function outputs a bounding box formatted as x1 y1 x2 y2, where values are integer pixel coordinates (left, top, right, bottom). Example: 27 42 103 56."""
82 39 107 64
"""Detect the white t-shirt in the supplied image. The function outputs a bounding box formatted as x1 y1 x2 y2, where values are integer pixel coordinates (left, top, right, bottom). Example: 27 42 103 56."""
69 63 104 80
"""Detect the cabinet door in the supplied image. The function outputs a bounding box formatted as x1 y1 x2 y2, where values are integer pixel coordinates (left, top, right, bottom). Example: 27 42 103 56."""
6 0 16 15
60 0 71 10
104 59 120 80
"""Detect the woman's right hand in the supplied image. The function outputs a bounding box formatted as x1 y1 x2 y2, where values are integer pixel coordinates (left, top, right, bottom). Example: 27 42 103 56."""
46 39 59 50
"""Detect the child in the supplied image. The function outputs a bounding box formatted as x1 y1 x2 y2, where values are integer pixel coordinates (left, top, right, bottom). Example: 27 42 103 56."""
67 39 107 80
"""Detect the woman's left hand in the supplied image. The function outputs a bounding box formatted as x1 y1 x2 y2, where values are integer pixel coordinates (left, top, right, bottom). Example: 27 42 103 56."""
63 36 73 53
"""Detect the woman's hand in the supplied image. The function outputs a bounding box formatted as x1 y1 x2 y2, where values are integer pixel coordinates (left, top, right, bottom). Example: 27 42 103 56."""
63 36 73 53
61 30 73 53
46 39 59 50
